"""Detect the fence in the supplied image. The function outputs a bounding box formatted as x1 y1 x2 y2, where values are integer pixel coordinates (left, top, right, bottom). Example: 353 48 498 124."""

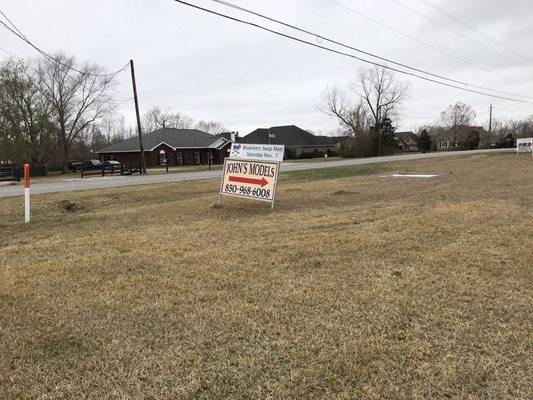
81 163 143 178
0 165 20 182
16 165 47 177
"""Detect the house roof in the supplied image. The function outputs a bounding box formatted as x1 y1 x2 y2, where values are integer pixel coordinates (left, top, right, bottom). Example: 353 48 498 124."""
436 125 485 141
239 125 341 147
395 131 418 146
96 128 229 153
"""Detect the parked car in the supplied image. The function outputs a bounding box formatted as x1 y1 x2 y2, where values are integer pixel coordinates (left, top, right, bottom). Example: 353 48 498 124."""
68 160 82 171
102 160 123 168
81 159 103 170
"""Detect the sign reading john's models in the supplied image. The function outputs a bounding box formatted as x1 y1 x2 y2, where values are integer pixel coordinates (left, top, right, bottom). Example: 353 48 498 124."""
516 137 533 154
219 156 281 209
230 143 285 162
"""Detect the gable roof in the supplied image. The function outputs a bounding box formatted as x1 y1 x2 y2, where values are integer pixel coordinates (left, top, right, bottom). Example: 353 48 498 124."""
436 125 485 141
395 131 418 146
239 125 339 147
96 128 228 153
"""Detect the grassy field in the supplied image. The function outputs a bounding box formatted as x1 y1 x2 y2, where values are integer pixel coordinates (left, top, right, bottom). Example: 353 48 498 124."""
0 153 531 399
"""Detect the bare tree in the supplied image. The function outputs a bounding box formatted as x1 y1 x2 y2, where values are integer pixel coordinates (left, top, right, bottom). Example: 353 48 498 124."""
355 65 409 131
36 53 116 171
440 102 476 128
0 59 55 164
97 114 132 144
440 102 476 147
321 66 408 156
513 115 533 138
321 86 369 137
195 120 227 134
356 66 408 155
142 106 195 133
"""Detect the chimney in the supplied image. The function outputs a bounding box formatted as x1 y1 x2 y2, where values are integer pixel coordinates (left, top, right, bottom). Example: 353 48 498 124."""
230 131 236 142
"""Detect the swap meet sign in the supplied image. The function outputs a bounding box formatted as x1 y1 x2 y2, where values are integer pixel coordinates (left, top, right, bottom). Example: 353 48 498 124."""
220 158 279 203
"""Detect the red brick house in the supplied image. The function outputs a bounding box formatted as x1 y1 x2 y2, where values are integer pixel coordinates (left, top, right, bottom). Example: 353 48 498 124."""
96 128 231 168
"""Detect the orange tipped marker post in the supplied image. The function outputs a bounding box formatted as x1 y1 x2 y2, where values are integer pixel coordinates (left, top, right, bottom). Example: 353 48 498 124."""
24 163 30 223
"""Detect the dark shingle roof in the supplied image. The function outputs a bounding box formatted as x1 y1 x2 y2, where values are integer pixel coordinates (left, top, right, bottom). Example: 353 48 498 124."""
436 125 485 141
395 131 418 146
239 125 339 147
96 128 223 153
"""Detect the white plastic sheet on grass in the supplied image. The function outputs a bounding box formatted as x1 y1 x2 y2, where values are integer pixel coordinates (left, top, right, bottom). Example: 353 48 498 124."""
382 174 439 178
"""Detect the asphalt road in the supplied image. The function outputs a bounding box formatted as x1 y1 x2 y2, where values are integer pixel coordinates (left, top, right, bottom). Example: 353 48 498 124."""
0 148 513 198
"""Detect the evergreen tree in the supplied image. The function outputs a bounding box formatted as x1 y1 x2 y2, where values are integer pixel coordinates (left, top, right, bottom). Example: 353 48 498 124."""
370 117 398 156
417 129 432 152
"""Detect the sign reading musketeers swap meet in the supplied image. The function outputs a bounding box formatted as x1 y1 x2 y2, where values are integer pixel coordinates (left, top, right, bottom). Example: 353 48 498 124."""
219 143 284 209
230 143 285 162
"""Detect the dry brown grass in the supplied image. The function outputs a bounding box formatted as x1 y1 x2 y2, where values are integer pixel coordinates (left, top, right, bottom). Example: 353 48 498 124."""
0 153 532 399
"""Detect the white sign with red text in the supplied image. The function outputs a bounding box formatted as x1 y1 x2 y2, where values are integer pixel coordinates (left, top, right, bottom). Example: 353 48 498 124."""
219 158 280 209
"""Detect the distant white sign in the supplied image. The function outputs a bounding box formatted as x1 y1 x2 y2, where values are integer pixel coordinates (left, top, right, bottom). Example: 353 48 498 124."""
383 174 439 178
230 143 285 162
516 137 533 154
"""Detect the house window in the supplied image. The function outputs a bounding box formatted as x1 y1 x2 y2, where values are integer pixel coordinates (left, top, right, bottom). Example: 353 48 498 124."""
193 151 200 165
159 150 167 165
176 152 183 166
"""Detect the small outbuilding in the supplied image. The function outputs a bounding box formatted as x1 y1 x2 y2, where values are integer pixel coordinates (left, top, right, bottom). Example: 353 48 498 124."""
96 128 231 168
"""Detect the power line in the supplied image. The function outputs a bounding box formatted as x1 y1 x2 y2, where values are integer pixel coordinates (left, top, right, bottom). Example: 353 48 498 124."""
325 0 516 86
0 9 30 42
0 11 129 78
208 0 464 87
416 0 532 62
388 0 517 80
171 0 532 104
0 45 131 108
208 0 530 100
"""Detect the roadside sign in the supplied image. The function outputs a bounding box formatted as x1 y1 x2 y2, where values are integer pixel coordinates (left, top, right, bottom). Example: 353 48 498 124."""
516 137 533 155
230 143 285 162
219 158 280 209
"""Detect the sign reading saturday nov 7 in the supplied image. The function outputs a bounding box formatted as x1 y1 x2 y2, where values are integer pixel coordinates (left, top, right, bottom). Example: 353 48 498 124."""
219 158 280 207
230 143 285 162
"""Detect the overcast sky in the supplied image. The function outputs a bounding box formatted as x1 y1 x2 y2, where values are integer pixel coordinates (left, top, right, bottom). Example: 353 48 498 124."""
1 0 532 135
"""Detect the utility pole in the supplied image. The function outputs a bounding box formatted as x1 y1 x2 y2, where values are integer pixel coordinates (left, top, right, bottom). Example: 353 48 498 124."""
130 59 147 174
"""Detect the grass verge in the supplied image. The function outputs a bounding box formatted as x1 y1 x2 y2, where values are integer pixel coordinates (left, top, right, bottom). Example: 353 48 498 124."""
0 153 532 399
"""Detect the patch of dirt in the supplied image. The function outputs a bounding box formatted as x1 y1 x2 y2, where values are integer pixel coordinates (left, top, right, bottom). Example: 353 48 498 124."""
57 200 81 212
332 190 359 196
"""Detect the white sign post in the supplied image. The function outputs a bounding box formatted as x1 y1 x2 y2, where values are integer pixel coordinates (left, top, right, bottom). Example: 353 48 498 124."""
516 137 533 156
23 163 30 223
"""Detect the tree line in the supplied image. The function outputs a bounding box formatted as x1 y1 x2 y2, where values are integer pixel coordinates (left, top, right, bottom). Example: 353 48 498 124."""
0 54 226 172
322 66 533 157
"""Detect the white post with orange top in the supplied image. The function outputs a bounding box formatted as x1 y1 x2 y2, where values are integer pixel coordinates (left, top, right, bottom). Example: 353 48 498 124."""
24 163 30 223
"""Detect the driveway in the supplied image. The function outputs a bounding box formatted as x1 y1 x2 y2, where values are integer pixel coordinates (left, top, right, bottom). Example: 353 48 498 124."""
0 149 513 198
